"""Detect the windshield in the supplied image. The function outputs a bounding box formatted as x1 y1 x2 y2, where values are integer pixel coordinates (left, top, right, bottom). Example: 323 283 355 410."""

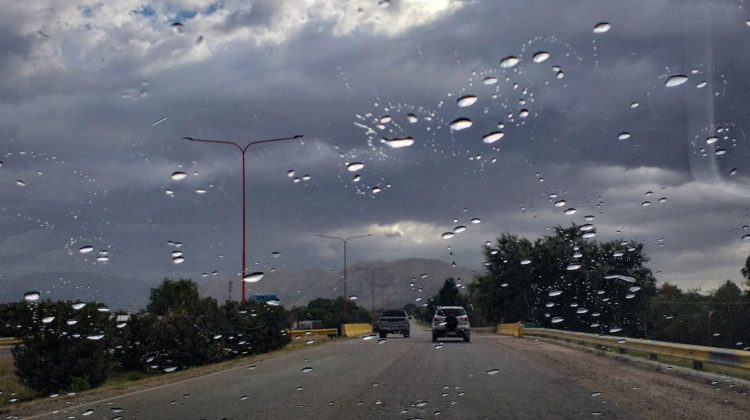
2 1 750 418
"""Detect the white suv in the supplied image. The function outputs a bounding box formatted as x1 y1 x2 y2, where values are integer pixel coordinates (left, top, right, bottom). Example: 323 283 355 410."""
432 306 471 342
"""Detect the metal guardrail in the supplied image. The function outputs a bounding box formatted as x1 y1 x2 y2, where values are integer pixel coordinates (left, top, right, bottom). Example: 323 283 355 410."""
0 337 20 347
288 329 338 338
341 323 372 337
496 323 525 337
525 328 750 371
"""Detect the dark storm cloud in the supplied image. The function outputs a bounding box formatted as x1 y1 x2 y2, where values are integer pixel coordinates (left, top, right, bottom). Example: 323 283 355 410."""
2 0 750 306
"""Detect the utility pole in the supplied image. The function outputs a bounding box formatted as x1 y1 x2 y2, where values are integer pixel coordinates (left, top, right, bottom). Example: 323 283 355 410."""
317 233 372 320
184 134 303 303
370 267 386 321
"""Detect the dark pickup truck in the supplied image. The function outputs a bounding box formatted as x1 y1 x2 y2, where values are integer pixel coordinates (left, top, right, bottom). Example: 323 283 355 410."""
377 310 410 338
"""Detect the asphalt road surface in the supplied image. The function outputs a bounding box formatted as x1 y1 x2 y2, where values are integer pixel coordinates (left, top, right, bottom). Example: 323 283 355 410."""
20 323 750 419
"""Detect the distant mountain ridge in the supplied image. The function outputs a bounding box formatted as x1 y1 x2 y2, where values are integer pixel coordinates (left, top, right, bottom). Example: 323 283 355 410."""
1 259 477 312
200 258 477 310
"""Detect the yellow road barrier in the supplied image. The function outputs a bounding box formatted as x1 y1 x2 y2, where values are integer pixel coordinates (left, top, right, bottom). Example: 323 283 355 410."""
496 323 525 338
289 329 338 338
342 323 372 337
525 328 750 371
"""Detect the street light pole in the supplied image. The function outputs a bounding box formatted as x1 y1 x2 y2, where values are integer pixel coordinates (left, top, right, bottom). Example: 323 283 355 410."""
370 267 386 321
317 233 372 320
184 134 303 303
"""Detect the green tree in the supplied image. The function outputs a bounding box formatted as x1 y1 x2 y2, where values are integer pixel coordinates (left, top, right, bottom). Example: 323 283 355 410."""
470 225 657 337
146 278 201 316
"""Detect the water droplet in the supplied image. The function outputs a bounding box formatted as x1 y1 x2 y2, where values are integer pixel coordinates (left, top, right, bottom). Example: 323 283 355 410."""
453 225 467 233
609 327 622 333
16 180 26 187
706 136 718 144
593 22 611 33
483 77 498 85
566 264 582 271
519 109 529 118
347 162 365 172
349 295 359 300
406 113 418 123
470 218 481 224
617 132 631 141
591 392 602 397
243 272 264 283
72 302 86 310
171 171 187 181
579 224 595 232
287 170 295 177
163 366 177 373
371 186 382 194
641 201 651 207
582 232 596 239
551 317 564 324
665 75 688 87
382 137 415 148
86 334 104 341
554 200 566 207
576 308 589 314
564 208 577 215
82 409 94 416
24 291 41 302
486 369 500 375
301 366 313 373
379 115 392 124
449 118 473 131
352 174 362 182
266 299 281 306
42 316 55 323
172 256 185 264
532 51 550 63
629 286 641 292
499 56 520 68
520 259 532 265
457 95 478 108
441 232 455 239
482 131 504 144
630 102 640 108
79 246 94 254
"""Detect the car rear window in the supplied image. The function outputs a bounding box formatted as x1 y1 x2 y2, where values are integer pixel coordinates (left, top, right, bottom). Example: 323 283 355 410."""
381 310 406 317
437 308 466 317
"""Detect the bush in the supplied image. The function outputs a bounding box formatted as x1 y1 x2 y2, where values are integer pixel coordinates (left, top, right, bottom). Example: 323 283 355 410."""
12 301 114 393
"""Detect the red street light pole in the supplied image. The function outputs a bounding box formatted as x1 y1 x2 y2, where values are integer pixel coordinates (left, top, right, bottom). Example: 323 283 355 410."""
184 134 303 303
317 233 372 320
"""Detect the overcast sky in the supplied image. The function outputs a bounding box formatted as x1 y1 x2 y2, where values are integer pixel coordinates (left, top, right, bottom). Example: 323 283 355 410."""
2 0 750 303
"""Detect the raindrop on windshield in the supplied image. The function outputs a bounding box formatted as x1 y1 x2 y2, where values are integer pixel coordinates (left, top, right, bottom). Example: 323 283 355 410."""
551 317 564 324
406 114 418 123
665 75 688 87
301 367 313 373
533 51 550 63
566 264 582 271
564 208 577 215
499 56 520 68
453 226 467 233
79 246 94 254
483 77 498 85
449 118 473 131
347 162 365 172
470 218 481 224
23 291 41 302
71 302 86 310
349 295 359 301
171 171 187 181
457 95 478 107
549 290 563 297
42 316 55 323
520 259 532 265
243 272 264 283
486 369 500 375
617 132 631 140
382 137 415 148
482 132 504 144
441 232 455 239
554 200 566 207
593 22 611 33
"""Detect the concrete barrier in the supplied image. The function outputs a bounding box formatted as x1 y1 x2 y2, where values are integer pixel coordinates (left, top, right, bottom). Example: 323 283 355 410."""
289 329 338 338
496 323 525 337
525 328 750 372
342 323 372 337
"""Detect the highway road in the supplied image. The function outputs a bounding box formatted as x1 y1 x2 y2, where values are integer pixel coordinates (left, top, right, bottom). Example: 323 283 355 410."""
18 323 750 419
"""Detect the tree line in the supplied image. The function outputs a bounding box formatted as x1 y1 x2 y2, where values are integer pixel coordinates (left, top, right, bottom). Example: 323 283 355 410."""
0 279 371 395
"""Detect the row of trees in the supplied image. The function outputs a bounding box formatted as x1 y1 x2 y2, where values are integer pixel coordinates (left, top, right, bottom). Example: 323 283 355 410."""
3 279 290 394
463 224 750 349
289 296 371 329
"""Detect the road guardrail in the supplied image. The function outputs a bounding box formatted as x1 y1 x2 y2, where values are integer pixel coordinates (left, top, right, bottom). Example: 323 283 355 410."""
496 323 525 337
0 337 20 347
289 329 338 338
524 328 750 372
341 323 372 337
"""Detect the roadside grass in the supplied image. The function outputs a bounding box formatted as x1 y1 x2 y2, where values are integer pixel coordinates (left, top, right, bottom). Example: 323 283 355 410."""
0 356 39 410
0 334 339 415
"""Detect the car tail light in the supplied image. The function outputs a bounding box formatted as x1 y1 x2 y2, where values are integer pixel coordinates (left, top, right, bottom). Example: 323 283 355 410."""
433 316 445 323
458 316 469 321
